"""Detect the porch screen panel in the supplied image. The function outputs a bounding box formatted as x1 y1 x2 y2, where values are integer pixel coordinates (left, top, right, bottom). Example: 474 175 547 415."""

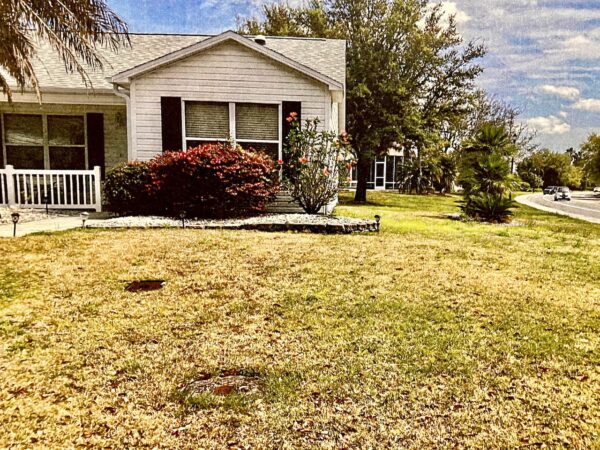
4 114 43 145
49 147 86 170
236 104 279 141
185 102 229 139
6 146 44 169
4 114 44 169
48 116 84 145
48 115 86 170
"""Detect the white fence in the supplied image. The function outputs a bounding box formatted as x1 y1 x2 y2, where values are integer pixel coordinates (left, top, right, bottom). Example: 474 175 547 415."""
0 165 102 212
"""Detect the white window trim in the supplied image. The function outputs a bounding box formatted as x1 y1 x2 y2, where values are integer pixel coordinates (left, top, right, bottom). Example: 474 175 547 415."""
1 112 88 170
182 100 282 161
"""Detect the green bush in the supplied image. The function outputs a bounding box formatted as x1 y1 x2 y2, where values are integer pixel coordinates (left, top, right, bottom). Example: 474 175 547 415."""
104 162 153 215
461 192 515 223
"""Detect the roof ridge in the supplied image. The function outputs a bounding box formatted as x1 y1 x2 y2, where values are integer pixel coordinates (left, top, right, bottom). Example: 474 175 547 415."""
125 31 343 42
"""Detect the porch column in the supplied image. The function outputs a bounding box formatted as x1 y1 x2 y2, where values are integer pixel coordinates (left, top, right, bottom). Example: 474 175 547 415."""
5 165 15 206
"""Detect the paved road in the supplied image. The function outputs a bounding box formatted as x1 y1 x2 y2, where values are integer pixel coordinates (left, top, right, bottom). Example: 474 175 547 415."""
517 191 600 224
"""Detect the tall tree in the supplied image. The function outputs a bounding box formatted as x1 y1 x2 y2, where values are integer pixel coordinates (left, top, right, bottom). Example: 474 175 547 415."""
0 0 129 102
580 134 600 185
239 0 484 202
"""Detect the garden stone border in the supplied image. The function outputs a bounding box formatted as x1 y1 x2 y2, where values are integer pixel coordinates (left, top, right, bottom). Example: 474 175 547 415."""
86 214 380 234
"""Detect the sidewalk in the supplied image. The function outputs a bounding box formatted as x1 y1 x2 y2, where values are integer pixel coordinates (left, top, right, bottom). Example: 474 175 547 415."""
0 216 83 238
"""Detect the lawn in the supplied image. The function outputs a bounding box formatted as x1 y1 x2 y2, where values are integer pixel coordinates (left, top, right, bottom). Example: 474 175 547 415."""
1 192 599 448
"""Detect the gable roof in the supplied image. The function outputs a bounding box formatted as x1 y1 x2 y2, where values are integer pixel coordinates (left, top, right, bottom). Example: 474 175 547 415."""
113 31 344 90
0 31 345 94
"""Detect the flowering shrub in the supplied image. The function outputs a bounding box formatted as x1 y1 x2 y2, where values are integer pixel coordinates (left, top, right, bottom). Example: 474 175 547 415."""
284 115 353 214
104 161 153 214
104 143 280 218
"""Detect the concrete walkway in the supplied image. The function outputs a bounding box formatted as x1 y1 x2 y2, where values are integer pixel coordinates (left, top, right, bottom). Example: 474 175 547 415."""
516 193 600 224
0 216 83 238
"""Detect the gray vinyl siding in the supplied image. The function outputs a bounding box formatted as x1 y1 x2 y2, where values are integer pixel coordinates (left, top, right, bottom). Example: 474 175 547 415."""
130 41 332 160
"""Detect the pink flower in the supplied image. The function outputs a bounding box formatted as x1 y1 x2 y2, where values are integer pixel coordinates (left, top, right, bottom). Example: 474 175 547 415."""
277 159 284 165
299 156 309 164
323 168 331 177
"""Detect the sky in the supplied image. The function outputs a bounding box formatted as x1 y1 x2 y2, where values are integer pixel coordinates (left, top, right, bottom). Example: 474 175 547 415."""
107 0 600 151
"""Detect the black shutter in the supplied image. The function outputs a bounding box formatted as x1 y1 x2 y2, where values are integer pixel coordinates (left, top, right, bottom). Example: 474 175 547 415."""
87 113 105 177
282 101 302 145
161 97 183 152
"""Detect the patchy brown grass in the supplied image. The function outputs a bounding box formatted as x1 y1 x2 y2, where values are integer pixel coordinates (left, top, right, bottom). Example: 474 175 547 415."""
1 192 599 448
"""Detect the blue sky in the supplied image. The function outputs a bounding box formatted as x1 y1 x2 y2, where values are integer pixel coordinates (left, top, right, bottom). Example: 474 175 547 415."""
108 0 600 151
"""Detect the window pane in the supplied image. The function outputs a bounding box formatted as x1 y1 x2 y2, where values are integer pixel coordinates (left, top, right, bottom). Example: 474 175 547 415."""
6 145 44 169
185 102 229 139
4 114 43 145
50 147 85 170
236 104 279 141
239 142 279 161
48 116 84 145
185 140 228 149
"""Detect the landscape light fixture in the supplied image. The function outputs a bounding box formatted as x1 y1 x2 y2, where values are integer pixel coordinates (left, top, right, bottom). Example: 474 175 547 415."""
80 212 89 229
179 211 187 229
374 214 381 232
11 212 20 237
42 195 49 216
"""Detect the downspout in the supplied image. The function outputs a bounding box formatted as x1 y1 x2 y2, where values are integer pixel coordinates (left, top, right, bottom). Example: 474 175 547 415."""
112 83 133 162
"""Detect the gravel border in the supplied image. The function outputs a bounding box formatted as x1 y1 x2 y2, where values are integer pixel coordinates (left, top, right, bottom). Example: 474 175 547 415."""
86 214 379 234
87 214 380 234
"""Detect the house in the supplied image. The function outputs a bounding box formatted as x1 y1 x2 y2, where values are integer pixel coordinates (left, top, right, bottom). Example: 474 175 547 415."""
0 31 346 210
348 150 410 191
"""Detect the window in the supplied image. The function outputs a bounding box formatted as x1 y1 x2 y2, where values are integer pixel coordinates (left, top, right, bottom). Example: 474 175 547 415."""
48 116 86 170
236 104 279 141
185 102 229 142
183 101 281 161
4 114 44 169
1 113 87 170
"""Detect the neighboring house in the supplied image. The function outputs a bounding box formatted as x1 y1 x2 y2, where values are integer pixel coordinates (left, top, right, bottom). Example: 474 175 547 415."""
348 150 409 191
0 30 346 210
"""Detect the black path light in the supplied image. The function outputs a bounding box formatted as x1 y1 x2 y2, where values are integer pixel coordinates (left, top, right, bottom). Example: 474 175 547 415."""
80 212 89 229
42 194 49 216
11 212 20 237
374 215 381 232
179 210 187 229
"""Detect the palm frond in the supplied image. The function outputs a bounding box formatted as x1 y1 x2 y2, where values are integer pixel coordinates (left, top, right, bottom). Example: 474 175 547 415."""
0 0 129 102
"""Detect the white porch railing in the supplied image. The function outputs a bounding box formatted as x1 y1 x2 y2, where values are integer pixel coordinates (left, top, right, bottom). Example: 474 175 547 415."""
0 165 102 212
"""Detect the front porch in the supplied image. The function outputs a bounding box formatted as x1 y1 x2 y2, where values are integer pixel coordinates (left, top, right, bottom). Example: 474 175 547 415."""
0 165 102 212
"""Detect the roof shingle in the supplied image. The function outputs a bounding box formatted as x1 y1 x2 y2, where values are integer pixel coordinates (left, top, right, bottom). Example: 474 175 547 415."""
1 32 345 92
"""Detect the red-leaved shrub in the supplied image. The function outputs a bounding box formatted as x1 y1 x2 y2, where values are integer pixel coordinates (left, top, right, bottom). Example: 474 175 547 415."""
146 143 280 218
104 143 280 217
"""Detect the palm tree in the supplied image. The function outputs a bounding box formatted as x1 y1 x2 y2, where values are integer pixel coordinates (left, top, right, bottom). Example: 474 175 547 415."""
464 123 515 156
0 0 129 102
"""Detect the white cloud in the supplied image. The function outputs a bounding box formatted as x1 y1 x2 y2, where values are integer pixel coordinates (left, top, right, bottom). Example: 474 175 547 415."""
526 115 571 135
538 84 580 100
558 111 568 118
572 98 600 112
438 2 471 25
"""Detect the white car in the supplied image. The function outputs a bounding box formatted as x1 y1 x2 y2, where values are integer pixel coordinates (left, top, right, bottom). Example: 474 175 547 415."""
593 187 600 195
554 187 572 201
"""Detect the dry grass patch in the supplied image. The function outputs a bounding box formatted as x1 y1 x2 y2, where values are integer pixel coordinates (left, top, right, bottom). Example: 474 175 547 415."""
0 192 599 448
